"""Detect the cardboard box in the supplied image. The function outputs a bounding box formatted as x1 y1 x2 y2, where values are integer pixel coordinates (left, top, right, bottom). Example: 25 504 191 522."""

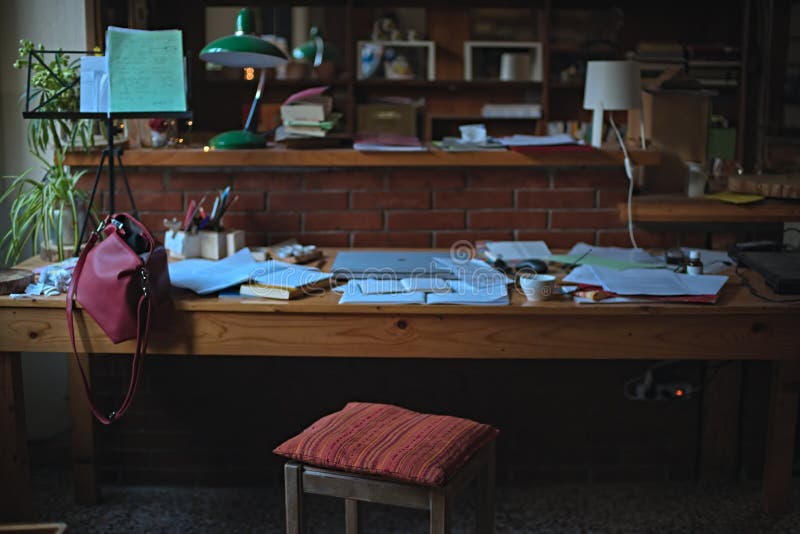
357 103 418 137
628 69 711 163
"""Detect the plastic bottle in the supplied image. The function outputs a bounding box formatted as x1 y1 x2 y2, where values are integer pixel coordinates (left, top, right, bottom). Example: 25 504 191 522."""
686 250 703 275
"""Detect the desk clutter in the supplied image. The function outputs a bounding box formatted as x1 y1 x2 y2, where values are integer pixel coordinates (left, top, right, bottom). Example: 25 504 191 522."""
162 239 741 305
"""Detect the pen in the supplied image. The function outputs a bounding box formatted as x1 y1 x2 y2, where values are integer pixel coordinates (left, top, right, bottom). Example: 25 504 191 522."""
564 248 592 271
218 195 239 220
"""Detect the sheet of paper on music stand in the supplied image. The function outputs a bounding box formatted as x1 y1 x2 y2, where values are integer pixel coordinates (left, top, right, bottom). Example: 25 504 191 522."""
485 241 551 262
106 26 186 112
79 55 109 112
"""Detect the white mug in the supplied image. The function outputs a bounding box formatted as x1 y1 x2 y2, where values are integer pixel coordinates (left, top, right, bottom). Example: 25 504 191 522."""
500 53 532 81
519 273 556 301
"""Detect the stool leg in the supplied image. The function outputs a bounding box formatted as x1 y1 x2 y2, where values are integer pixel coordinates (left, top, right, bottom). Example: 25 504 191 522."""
477 441 496 534
429 488 451 534
285 463 304 534
345 498 359 534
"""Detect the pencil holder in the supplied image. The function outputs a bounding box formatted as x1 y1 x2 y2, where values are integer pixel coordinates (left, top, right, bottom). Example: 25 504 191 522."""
164 230 201 259
199 230 226 260
226 229 245 257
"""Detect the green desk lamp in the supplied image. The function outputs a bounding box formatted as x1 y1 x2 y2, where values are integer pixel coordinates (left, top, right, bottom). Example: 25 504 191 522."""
199 8 287 149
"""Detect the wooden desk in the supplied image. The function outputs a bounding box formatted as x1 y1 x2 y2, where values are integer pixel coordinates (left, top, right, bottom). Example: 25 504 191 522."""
1 255 799 521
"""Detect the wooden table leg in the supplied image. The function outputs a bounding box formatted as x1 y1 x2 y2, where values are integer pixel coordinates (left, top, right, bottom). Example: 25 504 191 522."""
285 463 304 534
476 440 496 534
700 361 743 481
763 359 800 513
0 352 33 521
429 488 451 534
67 352 99 505
345 498 359 534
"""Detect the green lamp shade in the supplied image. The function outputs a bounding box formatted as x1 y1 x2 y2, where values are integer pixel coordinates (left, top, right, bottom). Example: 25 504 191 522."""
200 34 287 68
199 8 288 68
208 129 265 149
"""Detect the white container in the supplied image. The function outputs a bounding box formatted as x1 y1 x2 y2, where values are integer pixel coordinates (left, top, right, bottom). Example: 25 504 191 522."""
165 230 201 259
519 273 556 302
687 162 707 198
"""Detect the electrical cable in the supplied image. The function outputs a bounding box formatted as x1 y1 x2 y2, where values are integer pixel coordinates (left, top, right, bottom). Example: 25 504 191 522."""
735 265 800 303
608 115 638 250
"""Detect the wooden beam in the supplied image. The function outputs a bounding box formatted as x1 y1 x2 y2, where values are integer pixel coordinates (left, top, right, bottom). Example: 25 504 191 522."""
67 352 100 505
0 352 32 522
700 361 743 481
763 359 800 513
64 146 662 168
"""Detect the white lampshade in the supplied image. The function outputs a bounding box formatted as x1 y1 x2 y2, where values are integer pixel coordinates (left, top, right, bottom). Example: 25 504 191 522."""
583 61 642 111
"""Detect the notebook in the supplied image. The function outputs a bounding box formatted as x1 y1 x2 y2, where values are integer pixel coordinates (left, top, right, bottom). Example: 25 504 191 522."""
331 251 455 280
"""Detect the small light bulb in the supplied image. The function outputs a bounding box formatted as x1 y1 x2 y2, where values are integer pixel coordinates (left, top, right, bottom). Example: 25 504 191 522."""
244 67 255 81
203 145 210 152
675 389 684 397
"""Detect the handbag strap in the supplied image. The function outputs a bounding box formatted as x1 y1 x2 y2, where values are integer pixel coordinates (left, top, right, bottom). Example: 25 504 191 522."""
66 216 153 425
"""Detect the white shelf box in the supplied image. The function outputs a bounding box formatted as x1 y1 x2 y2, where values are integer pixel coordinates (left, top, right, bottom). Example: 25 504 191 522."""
357 40 436 81
463 41 543 82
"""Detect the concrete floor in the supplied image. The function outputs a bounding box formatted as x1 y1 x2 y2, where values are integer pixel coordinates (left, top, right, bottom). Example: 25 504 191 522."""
27 464 800 533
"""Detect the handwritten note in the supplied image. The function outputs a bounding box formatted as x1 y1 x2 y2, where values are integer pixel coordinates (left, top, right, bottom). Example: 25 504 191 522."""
106 27 186 112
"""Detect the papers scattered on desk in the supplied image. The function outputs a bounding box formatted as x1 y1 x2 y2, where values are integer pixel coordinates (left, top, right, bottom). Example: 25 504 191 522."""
564 264 728 303
241 260 332 299
549 242 666 270
354 134 427 152
169 248 260 295
484 241 551 264
337 279 508 305
433 258 513 288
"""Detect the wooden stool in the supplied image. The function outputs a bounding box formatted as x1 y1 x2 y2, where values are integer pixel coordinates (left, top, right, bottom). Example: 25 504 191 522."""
283 439 495 534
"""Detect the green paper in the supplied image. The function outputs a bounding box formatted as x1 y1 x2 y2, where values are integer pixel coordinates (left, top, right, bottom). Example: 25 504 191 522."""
107 27 186 113
548 254 666 270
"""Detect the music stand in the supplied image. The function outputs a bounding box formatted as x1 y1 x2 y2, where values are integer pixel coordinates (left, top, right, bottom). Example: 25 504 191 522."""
21 49 192 255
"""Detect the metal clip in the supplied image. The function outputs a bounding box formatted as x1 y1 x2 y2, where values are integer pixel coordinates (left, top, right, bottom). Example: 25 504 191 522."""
139 267 150 297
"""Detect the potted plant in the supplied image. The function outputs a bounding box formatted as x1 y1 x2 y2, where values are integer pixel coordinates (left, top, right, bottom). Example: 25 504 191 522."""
1 40 94 265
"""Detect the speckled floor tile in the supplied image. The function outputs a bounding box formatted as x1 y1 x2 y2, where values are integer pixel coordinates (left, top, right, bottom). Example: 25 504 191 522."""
29 466 800 533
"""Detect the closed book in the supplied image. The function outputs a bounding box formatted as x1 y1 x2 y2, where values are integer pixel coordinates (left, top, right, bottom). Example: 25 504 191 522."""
280 96 333 122
239 283 295 300
284 124 328 138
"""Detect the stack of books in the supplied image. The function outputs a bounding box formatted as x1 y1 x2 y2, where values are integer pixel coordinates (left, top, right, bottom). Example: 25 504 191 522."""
635 42 686 80
277 86 341 143
686 44 741 88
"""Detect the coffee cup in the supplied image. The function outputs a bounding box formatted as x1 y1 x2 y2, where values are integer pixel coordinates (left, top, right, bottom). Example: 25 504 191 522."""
519 273 556 301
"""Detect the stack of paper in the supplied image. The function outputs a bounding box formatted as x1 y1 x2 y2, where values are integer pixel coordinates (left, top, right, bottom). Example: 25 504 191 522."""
564 264 728 304
169 248 260 295
484 241 551 265
549 243 666 270
353 134 427 152
279 86 339 139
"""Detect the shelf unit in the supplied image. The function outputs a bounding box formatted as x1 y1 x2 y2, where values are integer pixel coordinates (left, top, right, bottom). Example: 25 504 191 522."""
133 1 751 151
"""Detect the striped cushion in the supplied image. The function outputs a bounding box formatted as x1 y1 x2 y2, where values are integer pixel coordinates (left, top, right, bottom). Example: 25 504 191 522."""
273 402 498 487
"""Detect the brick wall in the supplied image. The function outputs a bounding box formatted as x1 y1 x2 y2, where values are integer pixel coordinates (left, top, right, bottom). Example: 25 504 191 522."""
78 166 706 250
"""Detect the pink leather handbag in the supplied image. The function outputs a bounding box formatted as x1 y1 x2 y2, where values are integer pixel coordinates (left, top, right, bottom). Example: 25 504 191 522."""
67 213 170 424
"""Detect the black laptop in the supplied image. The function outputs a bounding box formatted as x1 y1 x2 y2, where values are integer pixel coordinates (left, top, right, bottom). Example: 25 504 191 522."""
737 251 800 295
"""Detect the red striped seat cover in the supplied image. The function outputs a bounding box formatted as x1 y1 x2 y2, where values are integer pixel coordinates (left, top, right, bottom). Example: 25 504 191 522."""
273 402 498 487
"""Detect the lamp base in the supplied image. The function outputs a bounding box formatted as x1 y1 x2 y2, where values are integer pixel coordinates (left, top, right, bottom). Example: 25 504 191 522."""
208 130 266 149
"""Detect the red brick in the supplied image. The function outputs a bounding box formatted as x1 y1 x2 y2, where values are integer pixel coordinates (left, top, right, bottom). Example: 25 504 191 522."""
598 189 629 208
78 171 166 192
106 191 182 212
470 169 549 189
517 190 595 209
138 212 170 232
352 232 432 247
268 191 347 211
234 172 302 191
387 170 465 190
553 169 627 188
597 229 679 249
550 210 624 229
435 190 512 209
169 173 232 190
225 191 264 211
469 210 547 229
269 232 349 247
516 231 596 249
222 212 300 233
433 231 513 248
387 210 464 230
304 171 383 190
304 211 382 231
351 191 430 209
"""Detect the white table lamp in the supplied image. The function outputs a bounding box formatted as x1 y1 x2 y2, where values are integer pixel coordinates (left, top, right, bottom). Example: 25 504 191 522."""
583 61 642 148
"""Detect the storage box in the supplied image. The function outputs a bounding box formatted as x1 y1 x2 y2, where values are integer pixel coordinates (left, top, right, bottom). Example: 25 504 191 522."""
357 103 419 137
628 89 710 163
199 231 226 260
226 229 245 257
627 69 712 163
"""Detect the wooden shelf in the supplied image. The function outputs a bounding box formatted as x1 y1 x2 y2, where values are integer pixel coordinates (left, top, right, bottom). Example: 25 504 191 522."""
65 146 662 168
354 80 541 90
620 195 800 223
